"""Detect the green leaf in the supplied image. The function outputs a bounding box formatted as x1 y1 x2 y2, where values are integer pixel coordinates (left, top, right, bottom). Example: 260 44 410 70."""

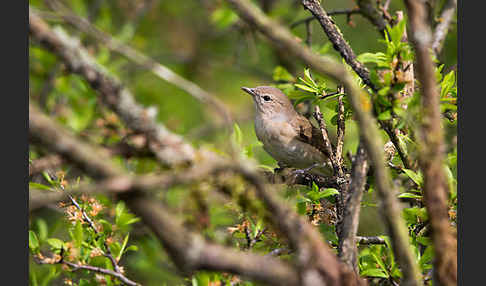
444 165 457 200
296 200 309 215
210 7 238 29
361 268 389 278
388 19 406 46
398 193 422 199
110 242 121 259
319 224 338 244
377 110 392 120
416 236 432 246
125 245 138 253
231 123 243 147
304 68 318 87
29 231 39 252
117 233 130 261
357 52 388 66
29 182 54 191
42 171 55 185
321 188 340 197
74 221 84 248
295 83 318 93
115 201 126 222
257 164 275 172
36 219 49 242
440 71 456 98
47 238 64 250
402 169 423 186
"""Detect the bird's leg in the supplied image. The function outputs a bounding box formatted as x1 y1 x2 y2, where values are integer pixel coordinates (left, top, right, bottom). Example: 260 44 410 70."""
290 162 332 181
293 161 332 175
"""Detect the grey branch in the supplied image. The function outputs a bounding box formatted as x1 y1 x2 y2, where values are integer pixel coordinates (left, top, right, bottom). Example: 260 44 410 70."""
405 1 457 285
356 0 388 33
41 0 233 125
337 143 369 273
357 236 386 245
335 90 346 169
301 0 376 91
36 254 140 286
301 1 413 170
29 155 63 176
29 104 300 286
290 8 361 28
431 0 457 55
224 1 421 285
29 11 196 167
30 98 363 285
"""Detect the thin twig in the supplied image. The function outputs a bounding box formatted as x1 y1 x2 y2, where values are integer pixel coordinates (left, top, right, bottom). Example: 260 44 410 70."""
29 104 301 286
301 0 377 91
357 236 386 245
335 87 346 168
29 12 197 167
44 171 123 274
305 19 312 46
313 106 336 169
290 8 361 28
224 3 421 284
337 143 368 273
35 253 140 286
356 0 388 33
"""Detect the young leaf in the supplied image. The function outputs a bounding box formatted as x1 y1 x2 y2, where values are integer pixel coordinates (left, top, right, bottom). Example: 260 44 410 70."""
377 110 392 120
231 123 243 147
361 268 389 278
295 83 318 94
47 238 64 250
29 182 54 191
29 231 40 252
117 233 130 261
402 169 423 186
304 68 317 87
398 193 422 199
36 219 49 242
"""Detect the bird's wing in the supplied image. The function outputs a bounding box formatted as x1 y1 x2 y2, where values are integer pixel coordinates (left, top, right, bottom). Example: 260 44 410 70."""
289 115 332 158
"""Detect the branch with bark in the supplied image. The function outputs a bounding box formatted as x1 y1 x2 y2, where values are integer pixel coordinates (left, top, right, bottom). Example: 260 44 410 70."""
41 0 233 125
301 0 376 91
356 0 389 33
225 1 422 285
337 143 369 273
405 1 457 285
300 0 414 171
35 252 140 286
30 11 197 167
431 0 457 56
30 104 302 286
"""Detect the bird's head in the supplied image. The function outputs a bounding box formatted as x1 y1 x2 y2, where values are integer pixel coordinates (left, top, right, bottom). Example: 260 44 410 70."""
241 86 294 116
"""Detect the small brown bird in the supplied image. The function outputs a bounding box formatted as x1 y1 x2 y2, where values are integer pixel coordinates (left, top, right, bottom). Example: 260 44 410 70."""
242 86 333 176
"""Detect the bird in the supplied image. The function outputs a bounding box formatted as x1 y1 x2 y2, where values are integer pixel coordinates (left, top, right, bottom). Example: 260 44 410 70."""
241 86 333 177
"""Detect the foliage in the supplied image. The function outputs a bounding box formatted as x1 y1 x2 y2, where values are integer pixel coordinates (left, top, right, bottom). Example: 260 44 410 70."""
29 0 457 285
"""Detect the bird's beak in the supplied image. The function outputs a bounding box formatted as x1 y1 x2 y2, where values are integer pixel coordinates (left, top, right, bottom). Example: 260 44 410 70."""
241 87 256 97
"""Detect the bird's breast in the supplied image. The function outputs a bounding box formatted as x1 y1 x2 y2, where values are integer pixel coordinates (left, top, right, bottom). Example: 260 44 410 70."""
254 114 328 169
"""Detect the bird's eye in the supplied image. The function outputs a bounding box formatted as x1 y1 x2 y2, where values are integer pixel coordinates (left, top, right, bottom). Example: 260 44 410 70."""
263 95 271 101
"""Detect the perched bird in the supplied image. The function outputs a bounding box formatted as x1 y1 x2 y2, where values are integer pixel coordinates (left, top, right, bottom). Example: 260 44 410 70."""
241 86 333 176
